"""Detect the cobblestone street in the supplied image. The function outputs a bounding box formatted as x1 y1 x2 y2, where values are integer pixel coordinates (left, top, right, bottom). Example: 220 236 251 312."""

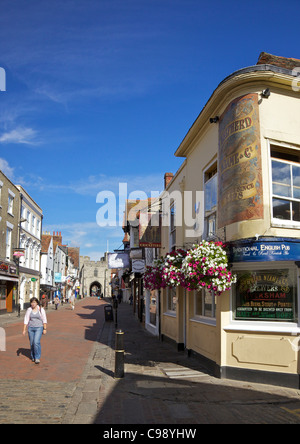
1 298 300 425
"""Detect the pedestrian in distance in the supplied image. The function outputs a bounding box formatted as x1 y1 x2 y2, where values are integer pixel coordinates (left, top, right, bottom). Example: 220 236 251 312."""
69 293 75 310
41 293 48 310
22 297 47 364
54 295 60 310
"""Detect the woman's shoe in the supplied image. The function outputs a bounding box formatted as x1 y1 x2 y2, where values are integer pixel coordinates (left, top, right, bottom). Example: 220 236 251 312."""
35 359 40 364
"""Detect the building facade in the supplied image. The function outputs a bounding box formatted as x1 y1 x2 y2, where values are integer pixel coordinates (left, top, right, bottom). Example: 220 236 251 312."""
159 53 300 388
17 186 43 310
0 171 20 313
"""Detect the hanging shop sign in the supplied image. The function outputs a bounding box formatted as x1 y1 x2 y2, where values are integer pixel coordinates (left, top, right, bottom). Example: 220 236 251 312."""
132 259 145 273
229 238 300 262
108 252 130 269
54 272 62 283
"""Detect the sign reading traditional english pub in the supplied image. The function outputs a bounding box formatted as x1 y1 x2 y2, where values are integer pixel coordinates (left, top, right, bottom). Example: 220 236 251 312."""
218 93 263 228
229 238 300 262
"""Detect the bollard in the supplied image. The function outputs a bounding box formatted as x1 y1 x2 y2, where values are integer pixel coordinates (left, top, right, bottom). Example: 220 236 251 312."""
114 329 124 379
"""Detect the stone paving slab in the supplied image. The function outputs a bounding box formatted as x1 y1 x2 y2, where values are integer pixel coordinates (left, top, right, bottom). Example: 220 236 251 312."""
2 299 300 425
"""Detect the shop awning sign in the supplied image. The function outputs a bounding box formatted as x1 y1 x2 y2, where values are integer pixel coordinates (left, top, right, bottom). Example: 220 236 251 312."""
229 238 300 262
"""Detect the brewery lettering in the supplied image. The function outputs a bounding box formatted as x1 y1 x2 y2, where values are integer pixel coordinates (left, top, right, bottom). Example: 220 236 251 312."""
220 117 252 145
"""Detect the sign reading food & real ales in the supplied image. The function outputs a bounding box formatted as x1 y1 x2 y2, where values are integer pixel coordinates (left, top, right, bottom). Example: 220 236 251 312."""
218 93 263 227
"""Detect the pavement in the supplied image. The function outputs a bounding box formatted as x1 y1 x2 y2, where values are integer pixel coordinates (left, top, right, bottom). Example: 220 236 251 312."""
1 298 300 425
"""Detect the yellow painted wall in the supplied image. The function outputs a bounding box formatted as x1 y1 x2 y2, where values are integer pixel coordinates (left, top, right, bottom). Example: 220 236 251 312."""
160 68 300 379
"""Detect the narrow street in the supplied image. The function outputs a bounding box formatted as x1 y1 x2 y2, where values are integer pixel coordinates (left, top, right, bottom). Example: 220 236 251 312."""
1 298 300 425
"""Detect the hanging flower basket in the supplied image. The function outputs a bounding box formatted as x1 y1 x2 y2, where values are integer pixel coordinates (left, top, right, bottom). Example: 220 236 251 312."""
144 257 167 291
181 241 236 295
163 249 187 288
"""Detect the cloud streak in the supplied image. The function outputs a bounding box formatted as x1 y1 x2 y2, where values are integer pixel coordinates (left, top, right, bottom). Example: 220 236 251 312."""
0 126 40 145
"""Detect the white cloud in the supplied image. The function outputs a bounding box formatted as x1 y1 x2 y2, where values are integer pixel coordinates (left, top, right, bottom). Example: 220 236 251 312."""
0 127 40 145
0 157 15 180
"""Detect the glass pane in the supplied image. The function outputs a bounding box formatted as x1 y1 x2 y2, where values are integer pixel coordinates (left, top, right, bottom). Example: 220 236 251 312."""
292 201 300 222
293 165 300 198
272 160 291 197
168 287 177 311
273 198 291 220
205 175 217 213
204 289 213 317
150 290 157 326
234 269 297 321
195 291 203 316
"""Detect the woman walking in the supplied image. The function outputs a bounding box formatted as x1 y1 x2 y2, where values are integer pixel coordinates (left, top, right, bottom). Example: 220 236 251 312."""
23 297 47 364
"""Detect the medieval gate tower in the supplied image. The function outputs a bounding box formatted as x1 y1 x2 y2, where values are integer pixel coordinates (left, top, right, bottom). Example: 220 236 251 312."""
80 254 110 298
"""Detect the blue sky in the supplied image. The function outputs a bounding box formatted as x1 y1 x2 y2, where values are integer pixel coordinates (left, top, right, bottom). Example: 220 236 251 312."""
0 0 299 260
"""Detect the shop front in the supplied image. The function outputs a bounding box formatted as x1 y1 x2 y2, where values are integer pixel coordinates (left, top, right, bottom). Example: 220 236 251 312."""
222 237 300 388
0 261 19 314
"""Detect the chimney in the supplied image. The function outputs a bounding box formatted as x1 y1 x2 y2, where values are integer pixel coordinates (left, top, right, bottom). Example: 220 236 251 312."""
53 230 63 246
164 172 173 189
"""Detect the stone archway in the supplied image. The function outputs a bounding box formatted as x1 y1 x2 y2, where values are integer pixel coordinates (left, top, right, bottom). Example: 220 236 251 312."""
89 281 102 297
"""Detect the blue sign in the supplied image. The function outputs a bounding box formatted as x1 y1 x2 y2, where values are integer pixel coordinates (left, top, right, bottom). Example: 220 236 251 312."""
54 272 62 282
229 238 300 262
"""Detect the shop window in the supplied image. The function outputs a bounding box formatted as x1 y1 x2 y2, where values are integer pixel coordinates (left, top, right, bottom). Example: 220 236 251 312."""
194 288 216 319
234 266 298 322
166 287 177 313
204 164 218 239
271 144 300 224
0 284 6 311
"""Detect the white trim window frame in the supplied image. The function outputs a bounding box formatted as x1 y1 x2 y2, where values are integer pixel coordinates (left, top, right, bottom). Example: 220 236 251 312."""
5 223 13 260
169 202 176 251
165 287 177 315
269 141 300 228
191 288 216 326
7 189 15 216
203 162 218 240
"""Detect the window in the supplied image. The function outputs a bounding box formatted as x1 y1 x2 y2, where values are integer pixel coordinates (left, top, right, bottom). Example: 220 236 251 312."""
8 194 14 215
234 266 298 322
204 165 218 239
194 288 216 319
0 180 3 206
271 144 300 224
32 215 36 234
169 203 176 250
26 210 31 231
94 268 98 277
36 219 40 238
6 227 12 260
166 287 177 313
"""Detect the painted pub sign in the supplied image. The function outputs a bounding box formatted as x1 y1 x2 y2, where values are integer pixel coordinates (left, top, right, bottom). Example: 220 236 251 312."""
218 93 263 227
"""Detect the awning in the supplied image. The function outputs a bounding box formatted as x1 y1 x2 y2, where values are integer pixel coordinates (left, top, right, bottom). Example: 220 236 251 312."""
0 276 19 282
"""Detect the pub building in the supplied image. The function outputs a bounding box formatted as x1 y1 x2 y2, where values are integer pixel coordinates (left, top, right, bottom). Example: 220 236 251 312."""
159 53 300 388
